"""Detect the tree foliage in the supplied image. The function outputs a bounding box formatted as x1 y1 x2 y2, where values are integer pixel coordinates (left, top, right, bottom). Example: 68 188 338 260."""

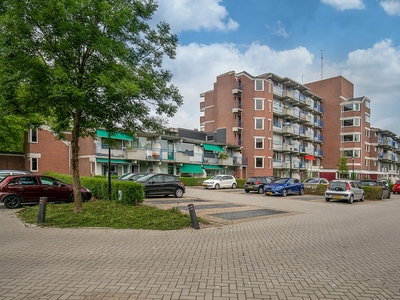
336 156 349 179
0 0 182 212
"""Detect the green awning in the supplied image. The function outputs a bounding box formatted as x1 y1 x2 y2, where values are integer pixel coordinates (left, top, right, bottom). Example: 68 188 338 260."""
96 158 132 164
180 164 204 174
96 129 134 141
203 165 223 170
203 143 224 152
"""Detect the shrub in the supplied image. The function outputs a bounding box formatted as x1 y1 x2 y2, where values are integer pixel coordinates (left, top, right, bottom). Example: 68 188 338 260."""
362 186 383 200
44 172 145 205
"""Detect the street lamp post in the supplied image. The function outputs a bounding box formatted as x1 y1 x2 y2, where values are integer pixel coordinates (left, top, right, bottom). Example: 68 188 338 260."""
352 156 355 180
289 148 292 178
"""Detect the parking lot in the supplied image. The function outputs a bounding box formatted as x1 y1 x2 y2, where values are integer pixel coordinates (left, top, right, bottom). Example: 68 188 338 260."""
1 187 400 299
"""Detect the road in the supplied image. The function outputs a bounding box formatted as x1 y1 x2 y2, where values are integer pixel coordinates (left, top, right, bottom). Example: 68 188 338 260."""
1 187 399 299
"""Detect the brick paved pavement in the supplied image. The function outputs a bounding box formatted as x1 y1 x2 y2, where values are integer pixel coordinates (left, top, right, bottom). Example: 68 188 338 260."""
1 187 400 300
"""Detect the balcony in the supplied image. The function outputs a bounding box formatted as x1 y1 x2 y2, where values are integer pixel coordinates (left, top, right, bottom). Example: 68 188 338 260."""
232 88 243 95
232 107 243 114
200 101 205 112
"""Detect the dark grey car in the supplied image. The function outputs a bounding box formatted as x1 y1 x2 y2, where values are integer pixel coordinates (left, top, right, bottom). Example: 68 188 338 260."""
136 173 185 198
244 176 278 194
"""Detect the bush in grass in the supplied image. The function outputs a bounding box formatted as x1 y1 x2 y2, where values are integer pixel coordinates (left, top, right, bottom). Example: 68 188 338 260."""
44 172 144 205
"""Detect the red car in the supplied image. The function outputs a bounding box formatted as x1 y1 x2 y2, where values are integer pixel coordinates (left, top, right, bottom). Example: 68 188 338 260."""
0 175 92 209
392 180 400 194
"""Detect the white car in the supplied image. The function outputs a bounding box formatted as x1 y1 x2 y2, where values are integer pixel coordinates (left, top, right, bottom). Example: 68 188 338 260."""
202 175 237 189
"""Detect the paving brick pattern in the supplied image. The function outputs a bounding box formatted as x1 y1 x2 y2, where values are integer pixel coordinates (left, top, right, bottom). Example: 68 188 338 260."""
1 187 400 300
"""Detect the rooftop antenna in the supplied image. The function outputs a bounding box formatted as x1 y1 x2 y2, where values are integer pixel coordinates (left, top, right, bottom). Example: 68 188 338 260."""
320 50 324 79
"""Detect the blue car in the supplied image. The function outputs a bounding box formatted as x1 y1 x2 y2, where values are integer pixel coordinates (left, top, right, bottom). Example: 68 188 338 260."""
264 178 304 197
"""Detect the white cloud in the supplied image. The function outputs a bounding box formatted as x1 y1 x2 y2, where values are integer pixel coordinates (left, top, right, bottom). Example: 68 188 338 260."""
321 0 365 11
268 21 289 39
164 43 314 129
342 39 400 134
154 0 239 33
380 0 400 16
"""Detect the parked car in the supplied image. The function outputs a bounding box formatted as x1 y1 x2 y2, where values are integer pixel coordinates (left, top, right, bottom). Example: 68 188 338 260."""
303 177 329 189
0 170 32 182
264 178 304 196
118 172 149 181
0 175 92 209
136 173 185 198
202 175 237 190
325 179 364 204
355 179 390 199
244 176 278 194
392 180 400 194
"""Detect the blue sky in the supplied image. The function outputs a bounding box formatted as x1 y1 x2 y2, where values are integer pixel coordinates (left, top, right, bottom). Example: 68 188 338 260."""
152 0 400 135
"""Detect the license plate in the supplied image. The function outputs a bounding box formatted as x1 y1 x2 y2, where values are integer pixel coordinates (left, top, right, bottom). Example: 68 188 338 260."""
248 185 253 189
333 195 341 199
267 192 272 195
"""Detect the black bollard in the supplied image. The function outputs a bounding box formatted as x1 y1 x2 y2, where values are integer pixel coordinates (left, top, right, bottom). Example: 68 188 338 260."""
37 197 47 225
188 203 200 230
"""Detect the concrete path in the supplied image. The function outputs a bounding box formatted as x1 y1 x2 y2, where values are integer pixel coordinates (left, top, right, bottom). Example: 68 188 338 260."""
1 187 399 299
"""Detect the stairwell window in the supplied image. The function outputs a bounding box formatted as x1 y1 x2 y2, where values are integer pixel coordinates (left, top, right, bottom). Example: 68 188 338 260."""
31 158 38 172
255 137 264 149
29 129 38 143
255 79 264 91
255 118 264 130
255 157 264 168
254 98 264 110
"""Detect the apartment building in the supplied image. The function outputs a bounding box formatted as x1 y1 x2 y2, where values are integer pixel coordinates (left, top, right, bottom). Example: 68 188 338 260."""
305 76 399 181
200 71 324 179
23 126 243 177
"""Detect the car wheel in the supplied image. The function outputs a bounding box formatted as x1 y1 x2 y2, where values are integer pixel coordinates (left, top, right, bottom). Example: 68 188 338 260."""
3 195 22 209
245 189 250 193
299 188 305 195
175 188 184 198
360 193 364 202
258 187 264 194
215 184 220 190
70 193 87 203
380 191 384 200
387 192 391 199
348 195 354 204
325 198 330 202
282 189 288 197
232 183 237 189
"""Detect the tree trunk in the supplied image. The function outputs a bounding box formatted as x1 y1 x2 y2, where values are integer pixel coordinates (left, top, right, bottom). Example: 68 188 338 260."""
71 113 82 214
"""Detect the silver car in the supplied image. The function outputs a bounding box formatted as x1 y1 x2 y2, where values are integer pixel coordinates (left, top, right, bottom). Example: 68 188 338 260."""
325 179 365 204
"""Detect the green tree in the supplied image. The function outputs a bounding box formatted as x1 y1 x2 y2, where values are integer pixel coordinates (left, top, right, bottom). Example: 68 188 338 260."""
336 156 349 179
0 0 182 213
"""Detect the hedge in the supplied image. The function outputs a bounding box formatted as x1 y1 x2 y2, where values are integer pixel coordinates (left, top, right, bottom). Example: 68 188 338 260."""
44 172 145 205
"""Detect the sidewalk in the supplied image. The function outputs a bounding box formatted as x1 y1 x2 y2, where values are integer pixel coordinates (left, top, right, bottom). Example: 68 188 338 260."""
1 189 399 299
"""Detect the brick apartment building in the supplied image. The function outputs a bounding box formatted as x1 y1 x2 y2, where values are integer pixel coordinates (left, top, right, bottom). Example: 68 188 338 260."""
21 126 244 177
200 71 400 181
200 71 324 180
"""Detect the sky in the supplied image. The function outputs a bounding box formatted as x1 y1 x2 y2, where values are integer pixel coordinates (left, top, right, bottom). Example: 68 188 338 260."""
151 0 400 135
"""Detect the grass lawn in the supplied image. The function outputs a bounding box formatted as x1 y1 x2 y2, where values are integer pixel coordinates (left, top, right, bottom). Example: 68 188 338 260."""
17 200 207 230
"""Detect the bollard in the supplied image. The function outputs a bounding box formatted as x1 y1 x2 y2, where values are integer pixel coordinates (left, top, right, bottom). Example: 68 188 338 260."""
37 197 47 225
188 203 200 230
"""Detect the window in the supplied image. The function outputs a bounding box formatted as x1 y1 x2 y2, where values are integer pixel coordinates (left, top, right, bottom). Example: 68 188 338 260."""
366 129 370 138
365 113 370 123
255 98 264 110
31 158 38 172
342 134 360 142
255 79 264 91
255 118 264 129
268 100 272 112
255 157 264 168
343 103 360 111
255 137 264 149
365 100 370 108
29 129 38 143
342 118 360 127
268 157 272 169
365 145 370 152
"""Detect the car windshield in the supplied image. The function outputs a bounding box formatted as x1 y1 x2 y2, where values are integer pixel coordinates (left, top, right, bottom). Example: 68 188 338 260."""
209 175 223 180
136 174 154 182
274 178 289 184
361 181 379 186
330 181 347 190
304 178 319 183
